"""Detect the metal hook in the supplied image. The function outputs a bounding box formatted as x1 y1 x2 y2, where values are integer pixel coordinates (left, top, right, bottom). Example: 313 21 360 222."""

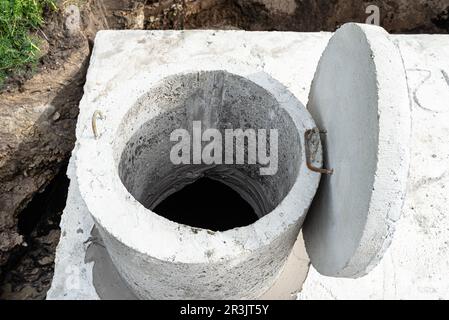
92 110 104 139
304 128 334 175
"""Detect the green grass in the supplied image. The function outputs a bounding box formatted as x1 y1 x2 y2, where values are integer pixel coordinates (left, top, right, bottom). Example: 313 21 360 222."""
0 0 57 86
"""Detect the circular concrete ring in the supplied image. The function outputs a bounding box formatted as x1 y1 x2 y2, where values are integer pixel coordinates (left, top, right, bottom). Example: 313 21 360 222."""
304 23 411 278
76 65 322 299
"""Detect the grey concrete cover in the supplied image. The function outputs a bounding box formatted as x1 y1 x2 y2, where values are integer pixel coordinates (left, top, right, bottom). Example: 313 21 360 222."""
303 23 411 277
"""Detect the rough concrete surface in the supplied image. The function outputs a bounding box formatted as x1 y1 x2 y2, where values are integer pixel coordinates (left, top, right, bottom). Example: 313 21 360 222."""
47 154 310 300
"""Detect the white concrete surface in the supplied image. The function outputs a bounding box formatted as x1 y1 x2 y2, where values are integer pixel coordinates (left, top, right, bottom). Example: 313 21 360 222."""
48 29 449 300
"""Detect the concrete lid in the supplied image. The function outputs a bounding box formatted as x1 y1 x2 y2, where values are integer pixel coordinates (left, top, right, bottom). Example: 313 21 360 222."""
303 23 411 277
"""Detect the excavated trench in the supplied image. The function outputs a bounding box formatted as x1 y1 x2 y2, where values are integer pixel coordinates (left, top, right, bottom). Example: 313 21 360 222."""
1 0 448 299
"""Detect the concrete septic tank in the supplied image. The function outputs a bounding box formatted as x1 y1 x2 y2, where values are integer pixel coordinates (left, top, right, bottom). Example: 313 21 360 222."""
77 69 321 299
49 23 416 300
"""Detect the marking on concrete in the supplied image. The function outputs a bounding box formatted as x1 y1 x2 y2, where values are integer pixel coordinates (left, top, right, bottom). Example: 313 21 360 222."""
409 68 435 112
408 68 449 113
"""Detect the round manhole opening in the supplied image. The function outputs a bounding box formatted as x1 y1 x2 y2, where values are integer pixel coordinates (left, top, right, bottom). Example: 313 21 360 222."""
117 71 303 232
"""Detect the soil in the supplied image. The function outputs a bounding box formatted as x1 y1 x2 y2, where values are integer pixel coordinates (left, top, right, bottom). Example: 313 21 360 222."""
0 1 93 295
0 164 68 300
0 0 448 300
1 7 85 93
